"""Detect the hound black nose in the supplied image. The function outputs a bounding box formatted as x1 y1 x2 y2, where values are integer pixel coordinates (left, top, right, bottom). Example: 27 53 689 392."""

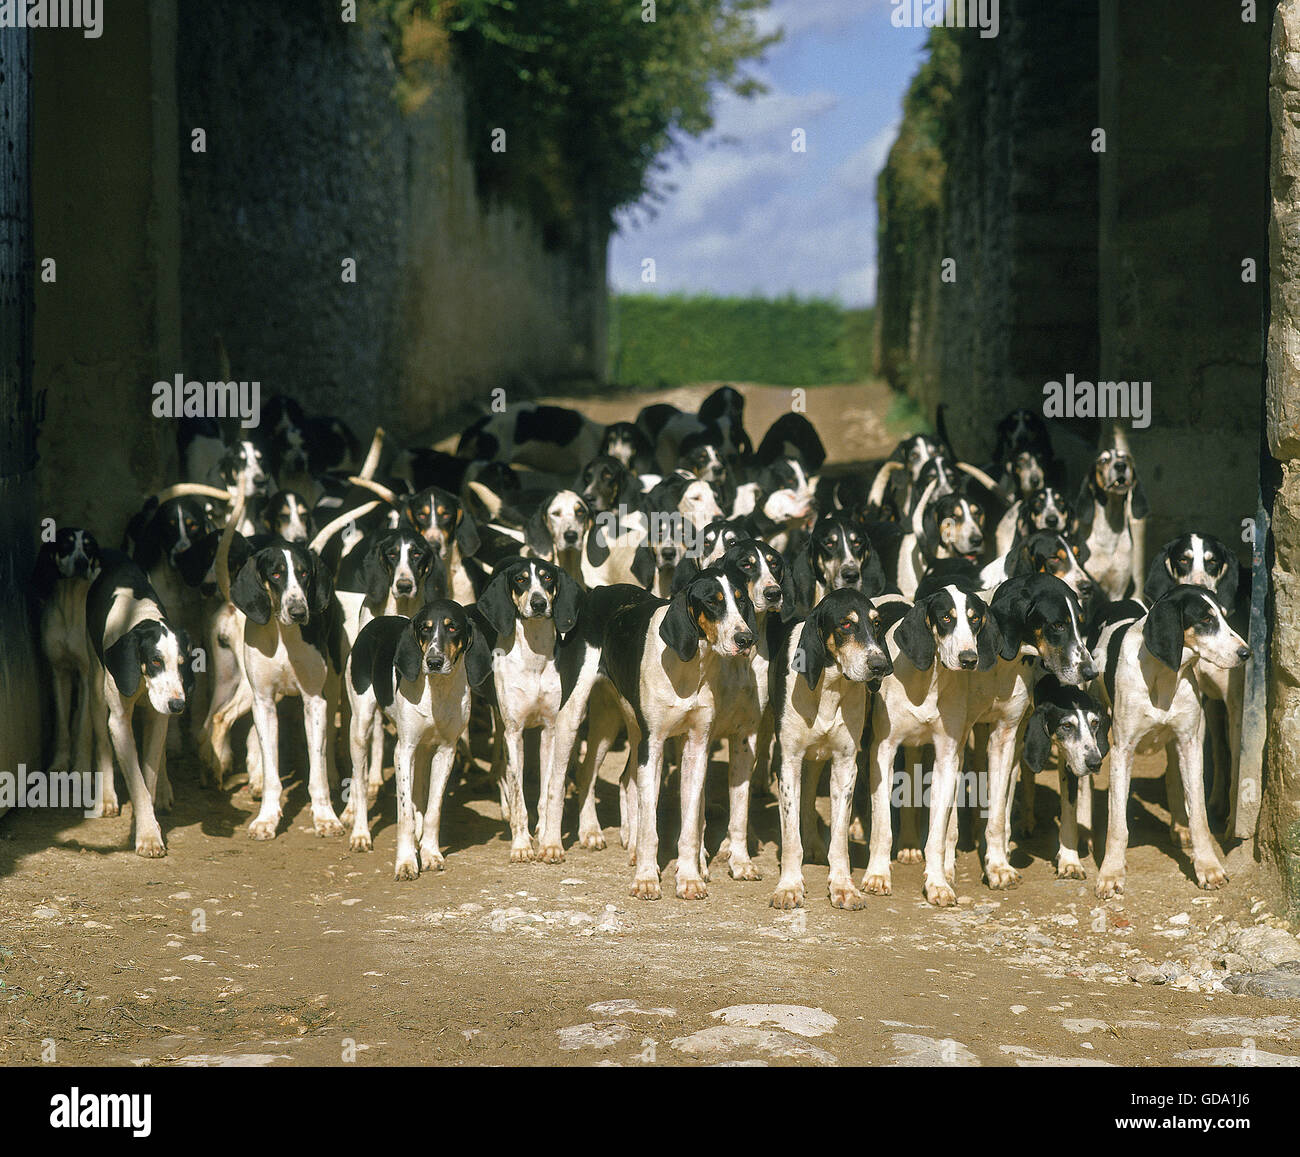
168 698 186 715
763 584 781 604
289 606 309 623
1044 514 1059 528
870 655 893 678
564 530 580 545
1085 755 1103 773
1238 645 1250 661
1081 660 1099 681
530 593 549 614
395 579 414 595
958 649 978 670
841 566 860 584
734 631 754 652
969 532 984 547
660 546 676 561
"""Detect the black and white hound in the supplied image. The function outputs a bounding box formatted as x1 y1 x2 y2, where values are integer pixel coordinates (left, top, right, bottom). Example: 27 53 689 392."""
261 490 315 543
599 420 658 476
401 485 483 605
457 402 605 476
601 569 757 899
346 601 488 879
1021 674 1110 880
1076 447 1149 599
521 489 591 583
34 528 102 777
768 588 893 910
470 558 583 863
85 551 194 854
788 512 888 615
230 541 346 839
993 484 1075 555
1090 585 1248 898
576 456 653 588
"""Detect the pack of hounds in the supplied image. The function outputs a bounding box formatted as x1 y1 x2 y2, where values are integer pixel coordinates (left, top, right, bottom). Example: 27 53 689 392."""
33 387 1251 908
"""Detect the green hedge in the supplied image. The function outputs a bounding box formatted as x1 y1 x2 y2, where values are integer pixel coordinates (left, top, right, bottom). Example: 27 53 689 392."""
609 294 875 386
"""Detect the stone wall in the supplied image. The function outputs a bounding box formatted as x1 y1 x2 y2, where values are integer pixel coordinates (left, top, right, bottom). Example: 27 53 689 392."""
1266 1 1300 921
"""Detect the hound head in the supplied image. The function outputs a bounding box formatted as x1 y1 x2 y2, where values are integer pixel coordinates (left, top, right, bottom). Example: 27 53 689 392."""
1092 448 1137 496
662 569 756 660
722 538 792 621
43 527 101 583
995 409 1051 457
1006 448 1047 497
795 588 893 690
219 440 269 496
400 599 476 677
1023 675 1109 779
364 527 437 603
1008 531 1096 600
578 455 635 514
232 543 332 628
477 557 582 639
924 492 986 562
104 619 192 715
403 486 479 561
893 434 947 484
1146 533 1239 611
157 497 214 567
894 583 1001 673
263 490 314 544
1018 486 1074 537
993 573 1097 685
696 518 745 567
599 421 651 470
1144 585 1249 672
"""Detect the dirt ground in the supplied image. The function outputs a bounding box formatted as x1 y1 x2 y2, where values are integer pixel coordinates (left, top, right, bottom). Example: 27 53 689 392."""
2 382 1297 1069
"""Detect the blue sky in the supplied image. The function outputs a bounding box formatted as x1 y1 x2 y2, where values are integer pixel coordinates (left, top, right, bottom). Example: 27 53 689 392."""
607 0 929 308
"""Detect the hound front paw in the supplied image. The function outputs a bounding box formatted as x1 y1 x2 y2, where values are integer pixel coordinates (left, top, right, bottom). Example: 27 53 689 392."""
247 813 281 840
676 877 708 900
1056 854 1087 880
985 862 1021 890
394 854 420 881
510 843 536 864
769 882 805 910
896 846 923 864
350 829 372 853
1094 870 1125 899
1195 860 1228 890
829 880 866 910
538 843 565 864
924 878 957 907
579 829 607 851
728 859 763 881
134 830 167 858
420 842 446 872
312 808 343 837
631 875 662 900
1169 822 1193 851
861 870 892 896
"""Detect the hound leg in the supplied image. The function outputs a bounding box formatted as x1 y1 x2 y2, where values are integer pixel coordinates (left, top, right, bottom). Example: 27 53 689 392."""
87 671 120 817
799 761 828 864
1176 717 1227 890
675 729 711 899
1224 667 1244 835
247 694 284 839
631 732 665 900
1017 757 1038 837
1056 770 1087 879
753 712 775 798
862 732 898 895
366 707 384 802
420 743 456 873
1163 743 1193 850
116 706 165 857
922 740 961 906
49 665 74 772
536 727 565 863
896 747 924 863
348 697 375 852
982 722 1022 889
574 686 619 850
619 743 638 854
303 694 342 836
393 739 420 880
826 745 865 909
152 743 174 813
1096 740 1137 899
502 725 534 862
722 731 761 880
71 664 94 779
770 741 807 909
1205 699 1231 824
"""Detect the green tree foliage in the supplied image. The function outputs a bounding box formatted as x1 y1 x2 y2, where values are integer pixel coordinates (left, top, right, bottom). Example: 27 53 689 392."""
391 0 779 246
610 294 874 387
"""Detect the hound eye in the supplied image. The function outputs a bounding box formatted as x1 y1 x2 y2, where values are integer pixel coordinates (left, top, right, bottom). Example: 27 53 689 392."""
150 658 163 670
1053 621 1066 632
541 573 554 586
1206 558 1221 572
515 574 528 584
1061 718 1075 730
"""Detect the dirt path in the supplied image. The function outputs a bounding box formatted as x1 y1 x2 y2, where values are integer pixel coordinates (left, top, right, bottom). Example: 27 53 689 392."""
2 382 1297 1068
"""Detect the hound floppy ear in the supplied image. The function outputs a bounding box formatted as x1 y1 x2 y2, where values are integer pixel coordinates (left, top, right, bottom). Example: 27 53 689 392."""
631 543 657 589
671 557 701 594
394 620 424 683
421 551 449 602
861 543 887 597
1094 706 1111 760
31 544 59 601
659 592 701 662
975 603 1004 671
1142 594 1186 671
176 629 196 701
455 508 481 558
552 568 583 636
789 547 816 618
1073 478 1097 541
920 502 940 553
308 550 334 614
231 556 272 624
464 617 495 687
1021 709 1053 774
362 540 392 603
1217 556 1241 616
585 521 611 567
894 598 936 671
1143 550 1176 604
524 505 554 559
795 607 830 690
1129 478 1150 520
104 627 143 697
778 557 798 623
989 602 1022 662
475 570 517 639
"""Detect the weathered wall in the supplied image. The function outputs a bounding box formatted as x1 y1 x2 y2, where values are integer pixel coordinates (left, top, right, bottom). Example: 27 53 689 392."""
877 4 1265 553
1265 0 1300 922
175 0 605 444
0 21 39 800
